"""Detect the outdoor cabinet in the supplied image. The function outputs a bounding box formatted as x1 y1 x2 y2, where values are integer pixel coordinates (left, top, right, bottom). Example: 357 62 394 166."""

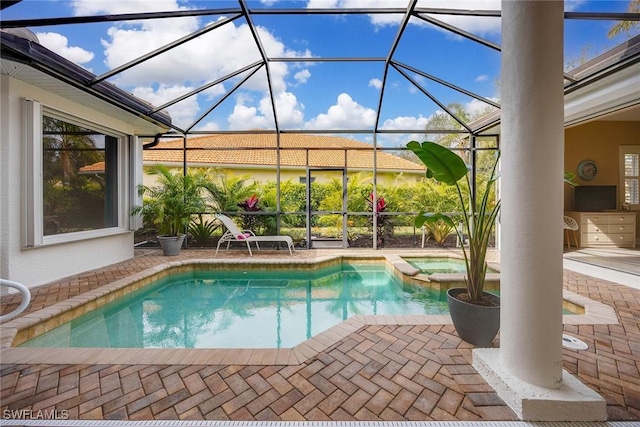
565 211 637 248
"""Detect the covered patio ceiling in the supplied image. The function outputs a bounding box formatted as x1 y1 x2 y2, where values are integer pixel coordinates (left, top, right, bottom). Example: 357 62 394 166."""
1 0 639 141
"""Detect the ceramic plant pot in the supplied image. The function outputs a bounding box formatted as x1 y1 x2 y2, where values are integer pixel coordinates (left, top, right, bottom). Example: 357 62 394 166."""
447 287 500 347
157 234 186 256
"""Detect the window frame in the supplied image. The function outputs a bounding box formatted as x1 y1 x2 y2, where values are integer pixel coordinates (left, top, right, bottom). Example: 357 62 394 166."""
22 99 131 248
619 145 640 210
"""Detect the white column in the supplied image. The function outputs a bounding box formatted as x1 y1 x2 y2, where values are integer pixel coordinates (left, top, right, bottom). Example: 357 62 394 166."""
473 1 606 420
500 0 564 388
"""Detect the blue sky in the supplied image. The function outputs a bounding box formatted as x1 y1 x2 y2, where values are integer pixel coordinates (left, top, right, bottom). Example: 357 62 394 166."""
2 0 638 146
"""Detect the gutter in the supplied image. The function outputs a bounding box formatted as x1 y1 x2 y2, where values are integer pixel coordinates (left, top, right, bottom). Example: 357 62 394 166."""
0 31 173 129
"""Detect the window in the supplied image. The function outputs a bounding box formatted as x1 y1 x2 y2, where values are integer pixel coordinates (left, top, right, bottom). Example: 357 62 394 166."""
299 177 315 184
620 146 640 208
42 116 118 235
22 100 129 247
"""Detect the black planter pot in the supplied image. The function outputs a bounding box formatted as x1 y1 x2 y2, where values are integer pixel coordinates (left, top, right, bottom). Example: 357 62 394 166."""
447 287 500 347
157 234 186 256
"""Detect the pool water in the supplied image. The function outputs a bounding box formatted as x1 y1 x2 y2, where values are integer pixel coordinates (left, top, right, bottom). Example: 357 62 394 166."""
405 257 498 275
20 263 448 349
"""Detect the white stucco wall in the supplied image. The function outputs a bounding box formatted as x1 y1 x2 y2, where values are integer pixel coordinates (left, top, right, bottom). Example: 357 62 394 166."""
0 75 138 288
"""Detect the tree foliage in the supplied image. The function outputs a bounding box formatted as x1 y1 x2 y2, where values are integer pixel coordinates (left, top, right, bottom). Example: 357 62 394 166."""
608 0 640 38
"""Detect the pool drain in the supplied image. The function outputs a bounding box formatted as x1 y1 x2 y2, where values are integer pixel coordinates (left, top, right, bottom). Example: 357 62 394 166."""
562 334 588 350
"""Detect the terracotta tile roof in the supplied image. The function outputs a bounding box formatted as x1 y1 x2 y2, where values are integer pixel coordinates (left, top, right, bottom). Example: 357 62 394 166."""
78 162 105 173
143 134 425 173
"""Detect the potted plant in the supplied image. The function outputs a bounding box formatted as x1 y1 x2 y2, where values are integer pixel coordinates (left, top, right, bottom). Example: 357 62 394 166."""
407 140 501 347
131 164 208 256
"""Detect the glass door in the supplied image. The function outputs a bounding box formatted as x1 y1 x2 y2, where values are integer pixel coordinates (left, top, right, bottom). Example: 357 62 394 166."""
306 168 348 249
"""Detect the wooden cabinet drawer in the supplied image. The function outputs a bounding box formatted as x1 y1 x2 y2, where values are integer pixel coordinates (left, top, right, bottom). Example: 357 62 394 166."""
585 232 634 246
610 214 635 225
584 223 608 233
582 215 607 226
608 233 635 246
585 233 611 244
609 223 634 233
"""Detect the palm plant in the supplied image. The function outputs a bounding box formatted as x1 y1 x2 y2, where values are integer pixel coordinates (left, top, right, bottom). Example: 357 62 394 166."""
202 169 259 212
407 140 500 303
131 164 208 237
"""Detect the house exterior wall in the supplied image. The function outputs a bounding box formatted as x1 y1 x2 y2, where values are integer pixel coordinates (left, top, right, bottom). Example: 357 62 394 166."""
564 120 640 238
0 75 138 288
142 163 420 188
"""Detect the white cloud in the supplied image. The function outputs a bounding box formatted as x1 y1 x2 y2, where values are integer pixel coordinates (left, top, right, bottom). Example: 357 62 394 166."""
101 19 259 87
72 0 312 130
417 0 502 35
369 78 382 89
465 97 499 117
132 85 201 129
307 0 399 8
272 92 306 128
228 103 273 130
193 120 220 132
565 1 587 12
72 0 185 16
304 93 376 130
36 32 94 65
307 0 502 35
294 69 311 84
380 114 431 131
64 0 498 135
226 90 306 130
475 74 490 82
377 114 432 147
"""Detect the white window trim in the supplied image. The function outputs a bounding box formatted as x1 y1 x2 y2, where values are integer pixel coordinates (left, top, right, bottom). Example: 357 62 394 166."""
22 99 132 248
619 145 640 210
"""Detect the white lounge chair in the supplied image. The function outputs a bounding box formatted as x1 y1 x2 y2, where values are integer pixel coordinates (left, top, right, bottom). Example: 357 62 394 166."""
214 213 294 256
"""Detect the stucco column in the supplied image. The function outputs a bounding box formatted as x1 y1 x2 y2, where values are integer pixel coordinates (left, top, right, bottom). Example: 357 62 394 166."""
499 0 565 388
474 1 605 420
463 2 605 420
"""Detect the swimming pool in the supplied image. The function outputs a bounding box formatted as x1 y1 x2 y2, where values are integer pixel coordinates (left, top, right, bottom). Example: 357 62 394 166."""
20 263 448 349
404 257 498 275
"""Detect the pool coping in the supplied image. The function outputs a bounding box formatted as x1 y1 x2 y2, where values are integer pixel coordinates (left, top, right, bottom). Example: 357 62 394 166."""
0 255 618 366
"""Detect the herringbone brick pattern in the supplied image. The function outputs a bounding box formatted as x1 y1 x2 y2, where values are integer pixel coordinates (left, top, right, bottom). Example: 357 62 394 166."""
1 248 639 421
1 323 517 421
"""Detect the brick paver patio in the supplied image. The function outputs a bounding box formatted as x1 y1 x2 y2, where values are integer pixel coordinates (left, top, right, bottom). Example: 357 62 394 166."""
1 248 639 422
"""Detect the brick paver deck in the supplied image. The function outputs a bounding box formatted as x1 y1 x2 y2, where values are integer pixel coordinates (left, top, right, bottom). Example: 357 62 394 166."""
1 248 639 422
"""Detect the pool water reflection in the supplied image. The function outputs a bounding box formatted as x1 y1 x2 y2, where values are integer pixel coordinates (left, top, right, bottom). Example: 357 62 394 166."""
20 263 449 349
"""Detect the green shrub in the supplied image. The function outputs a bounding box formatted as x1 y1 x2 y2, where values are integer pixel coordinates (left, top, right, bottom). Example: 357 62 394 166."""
423 218 455 245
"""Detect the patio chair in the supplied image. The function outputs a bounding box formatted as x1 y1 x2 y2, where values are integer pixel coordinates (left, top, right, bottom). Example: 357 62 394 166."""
214 213 294 256
563 215 580 249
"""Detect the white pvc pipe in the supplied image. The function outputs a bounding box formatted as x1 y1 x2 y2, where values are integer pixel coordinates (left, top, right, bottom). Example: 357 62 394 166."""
0 279 31 322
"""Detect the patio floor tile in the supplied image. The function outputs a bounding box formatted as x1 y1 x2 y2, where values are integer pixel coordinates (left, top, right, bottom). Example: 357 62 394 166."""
1 248 639 421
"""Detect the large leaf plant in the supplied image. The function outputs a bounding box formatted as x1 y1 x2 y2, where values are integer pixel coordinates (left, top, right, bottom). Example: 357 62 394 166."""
407 141 500 304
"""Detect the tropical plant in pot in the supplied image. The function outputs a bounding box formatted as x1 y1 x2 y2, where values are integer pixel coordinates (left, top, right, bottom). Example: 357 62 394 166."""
407 140 501 347
131 164 208 256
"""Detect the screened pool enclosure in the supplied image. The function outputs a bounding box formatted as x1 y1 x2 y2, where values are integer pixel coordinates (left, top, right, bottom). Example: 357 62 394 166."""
2 0 637 250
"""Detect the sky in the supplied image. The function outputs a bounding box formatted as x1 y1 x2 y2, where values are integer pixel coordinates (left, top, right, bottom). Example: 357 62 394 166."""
2 0 638 146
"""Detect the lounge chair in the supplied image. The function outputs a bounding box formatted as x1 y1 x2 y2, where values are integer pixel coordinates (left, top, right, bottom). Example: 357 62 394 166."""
214 213 294 256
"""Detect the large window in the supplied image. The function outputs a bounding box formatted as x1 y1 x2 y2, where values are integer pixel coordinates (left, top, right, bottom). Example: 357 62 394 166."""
42 116 118 235
22 100 129 247
621 146 640 208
